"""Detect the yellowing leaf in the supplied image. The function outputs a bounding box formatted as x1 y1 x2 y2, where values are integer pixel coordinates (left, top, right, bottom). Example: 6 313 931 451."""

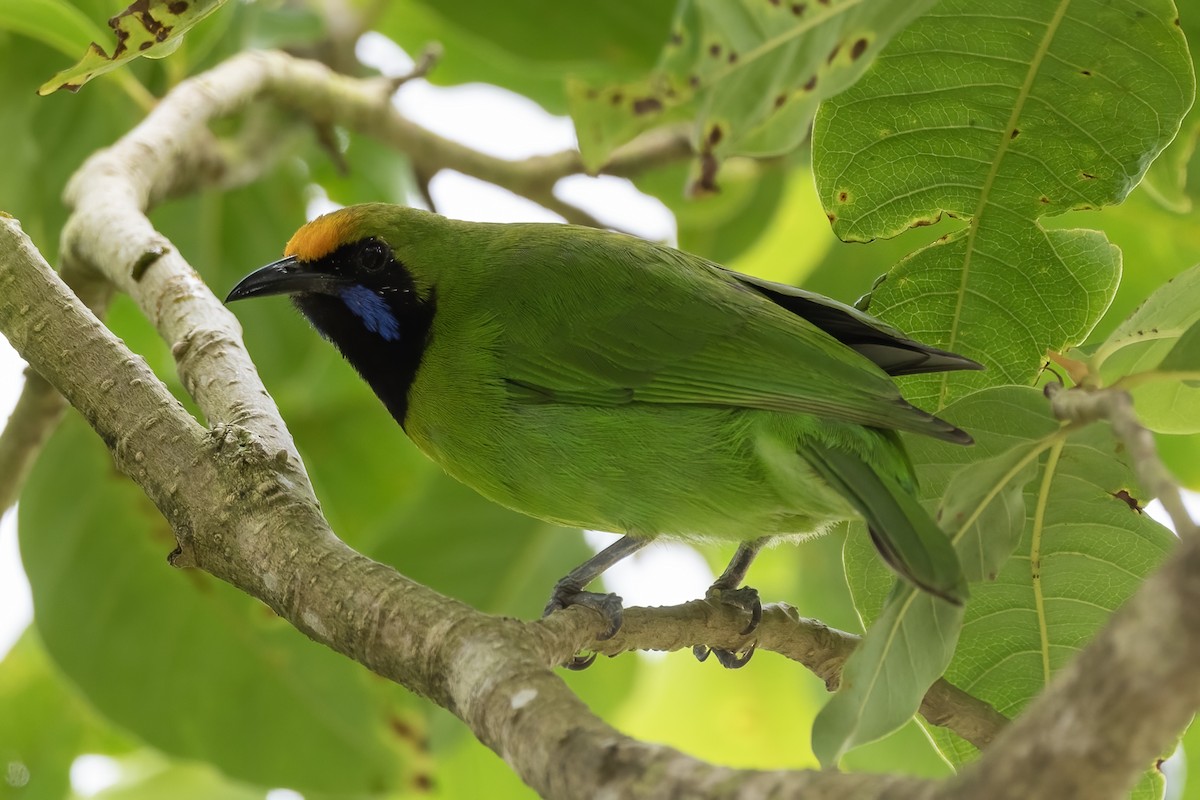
38 0 226 95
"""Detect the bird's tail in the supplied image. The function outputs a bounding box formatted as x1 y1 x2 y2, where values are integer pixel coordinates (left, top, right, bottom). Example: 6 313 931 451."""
804 443 968 605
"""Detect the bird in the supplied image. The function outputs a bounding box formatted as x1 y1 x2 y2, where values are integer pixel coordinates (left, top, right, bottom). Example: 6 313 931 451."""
226 203 979 669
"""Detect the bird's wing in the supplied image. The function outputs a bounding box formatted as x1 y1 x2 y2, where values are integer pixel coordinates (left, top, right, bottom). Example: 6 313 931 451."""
720 270 984 377
499 235 968 443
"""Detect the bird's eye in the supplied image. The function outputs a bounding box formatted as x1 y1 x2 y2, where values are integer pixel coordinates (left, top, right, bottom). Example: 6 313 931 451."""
359 240 390 273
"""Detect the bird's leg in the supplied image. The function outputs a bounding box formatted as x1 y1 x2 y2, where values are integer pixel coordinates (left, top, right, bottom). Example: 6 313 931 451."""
693 537 770 669
544 534 649 669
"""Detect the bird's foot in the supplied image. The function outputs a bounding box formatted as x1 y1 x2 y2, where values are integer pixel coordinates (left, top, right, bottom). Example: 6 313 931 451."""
543 586 626 670
693 643 756 669
707 584 762 636
692 584 762 669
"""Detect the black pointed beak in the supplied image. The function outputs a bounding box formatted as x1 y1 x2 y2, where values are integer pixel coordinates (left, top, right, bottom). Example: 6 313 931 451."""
225 256 345 302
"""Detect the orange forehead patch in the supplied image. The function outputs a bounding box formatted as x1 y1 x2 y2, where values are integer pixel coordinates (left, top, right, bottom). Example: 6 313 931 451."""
284 212 357 262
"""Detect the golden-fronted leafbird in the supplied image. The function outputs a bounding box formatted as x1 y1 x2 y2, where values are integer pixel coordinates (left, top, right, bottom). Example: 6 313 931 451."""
227 204 978 668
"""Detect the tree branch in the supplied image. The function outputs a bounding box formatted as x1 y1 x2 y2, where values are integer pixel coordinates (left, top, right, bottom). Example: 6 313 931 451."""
1 215 936 800
578 601 1008 751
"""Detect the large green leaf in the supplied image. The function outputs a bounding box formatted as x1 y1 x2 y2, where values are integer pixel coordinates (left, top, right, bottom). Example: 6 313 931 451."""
570 0 938 175
19 416 419 794
813 0 1194 409
842 388 1175 775
1093 262 1200 433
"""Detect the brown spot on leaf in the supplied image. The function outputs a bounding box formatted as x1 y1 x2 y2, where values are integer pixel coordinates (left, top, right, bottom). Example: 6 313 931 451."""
774 93 787 108
791 3 806 15
851 38 868 60
728 51 739 64
827 43 841 63
837 190 849 202
769 0 780 5
689 74 701 88
1111 490 1144 513
803 75 818 91
412 774 435 791
168 0 189 13
708 125 724 146
709 42 722 58
1080 69 1092 76
670 31 683 46
632 96 663 115
912 218 934 227
1010 128 1020 139
389 717 420 742
694 152 720 196
1080 171 1096 179
1039 196 1050 204
826 213 836 224
610 91 624 105
139 40 153 51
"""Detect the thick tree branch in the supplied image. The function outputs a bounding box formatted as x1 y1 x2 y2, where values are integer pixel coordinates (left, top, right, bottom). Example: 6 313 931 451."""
1 216 936 800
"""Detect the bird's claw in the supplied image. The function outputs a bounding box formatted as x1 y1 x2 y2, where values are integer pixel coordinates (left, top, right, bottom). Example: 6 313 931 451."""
543 586 625 669
692 584 761 669
692 643 756 669
705 584 762 636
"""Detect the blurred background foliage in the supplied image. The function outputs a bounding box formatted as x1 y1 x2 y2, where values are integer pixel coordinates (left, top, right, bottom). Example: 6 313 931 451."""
0 0 1196 798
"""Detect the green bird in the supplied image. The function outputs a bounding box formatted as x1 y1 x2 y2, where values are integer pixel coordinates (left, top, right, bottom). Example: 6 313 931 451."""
227 204 977 668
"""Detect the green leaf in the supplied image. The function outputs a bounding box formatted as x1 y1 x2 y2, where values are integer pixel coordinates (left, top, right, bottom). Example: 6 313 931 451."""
19 416 419 794
841 388 1174 774
569 0 938 174
38 0 227 95
1095 263 1200 433
811 583 965 767
812 415 1041 765
813 0 1194 409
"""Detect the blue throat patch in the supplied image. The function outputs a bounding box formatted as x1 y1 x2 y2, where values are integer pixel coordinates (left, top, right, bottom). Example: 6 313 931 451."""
339 284 402 342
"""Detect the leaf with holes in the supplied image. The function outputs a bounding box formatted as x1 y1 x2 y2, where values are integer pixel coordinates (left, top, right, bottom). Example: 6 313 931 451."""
1093 263 1200 433
39 0 227 95
840 387 1174 771
813 0 1193 410
568 0 938 182
812 396 1042 766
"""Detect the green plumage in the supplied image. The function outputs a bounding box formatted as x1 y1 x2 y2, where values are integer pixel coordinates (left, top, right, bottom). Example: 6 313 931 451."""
228 204 973 608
